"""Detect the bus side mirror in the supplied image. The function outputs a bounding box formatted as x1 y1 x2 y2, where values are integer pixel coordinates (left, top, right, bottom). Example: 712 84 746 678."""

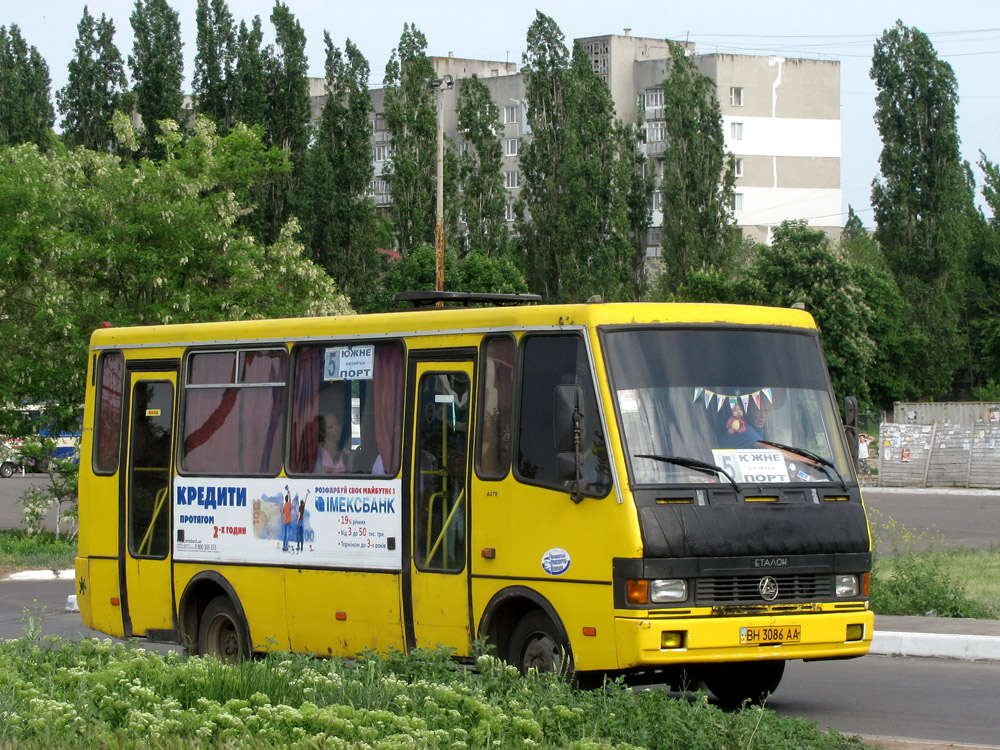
554 384 585 503
843 396 859 468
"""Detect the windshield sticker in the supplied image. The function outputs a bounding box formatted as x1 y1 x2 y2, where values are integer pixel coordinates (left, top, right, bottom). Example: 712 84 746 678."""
541 547 571 576
618 389 639 413
324 345 375 381
712 449 790 483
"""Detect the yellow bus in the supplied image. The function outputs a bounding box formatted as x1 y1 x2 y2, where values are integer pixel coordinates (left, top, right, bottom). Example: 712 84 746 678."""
75 293 872 705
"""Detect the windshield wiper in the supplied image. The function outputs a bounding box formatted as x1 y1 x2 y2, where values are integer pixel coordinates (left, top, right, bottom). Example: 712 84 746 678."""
634 454 741 492
756 440 847 489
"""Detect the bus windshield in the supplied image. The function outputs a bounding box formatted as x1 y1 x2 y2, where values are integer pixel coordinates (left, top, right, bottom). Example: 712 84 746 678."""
601 327 853 487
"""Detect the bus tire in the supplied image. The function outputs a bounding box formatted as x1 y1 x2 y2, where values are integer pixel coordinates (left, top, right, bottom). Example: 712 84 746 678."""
508 610 572 677
703 660 785 707
0 462 14 478
198 596 250 664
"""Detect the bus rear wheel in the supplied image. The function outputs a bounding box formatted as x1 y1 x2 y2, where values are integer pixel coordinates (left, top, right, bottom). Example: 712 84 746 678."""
703 660 785 707
198 596 249 664
0 462 15 478
508 611 571 677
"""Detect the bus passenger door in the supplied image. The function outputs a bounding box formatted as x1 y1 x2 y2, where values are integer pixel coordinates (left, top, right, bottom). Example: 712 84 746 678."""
405 359 474 652
122 371 176 638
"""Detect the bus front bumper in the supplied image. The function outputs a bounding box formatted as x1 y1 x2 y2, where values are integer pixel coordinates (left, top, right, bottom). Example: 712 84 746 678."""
613 609 874 669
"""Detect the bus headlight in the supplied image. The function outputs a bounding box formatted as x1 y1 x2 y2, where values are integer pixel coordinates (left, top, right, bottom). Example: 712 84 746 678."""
650 579 688 603
835 574 860 598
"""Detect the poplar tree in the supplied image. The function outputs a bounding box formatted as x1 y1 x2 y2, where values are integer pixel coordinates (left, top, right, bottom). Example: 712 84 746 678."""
456 74 509 258
870 20 977 397
657 41 737 295
129 0 184 158
383 23 458 254
260 1 310 241
517 12 651 302
231 16 267 128
193 0 236 131
0 24 54 149
303 33 391 312
57 8 129 152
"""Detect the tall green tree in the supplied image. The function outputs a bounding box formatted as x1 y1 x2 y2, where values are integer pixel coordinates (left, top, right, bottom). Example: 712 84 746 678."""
749 221 876 404
193 0 237 132
456 74 509 258
57 7 130 152
259 1 310 241
383 23 455 254
129 0 185 158
517 12 651 302
0 24 54 149
870 20 978 398
303 33 392 312
657 41 737 295
0 115 348 431
231 16 267 128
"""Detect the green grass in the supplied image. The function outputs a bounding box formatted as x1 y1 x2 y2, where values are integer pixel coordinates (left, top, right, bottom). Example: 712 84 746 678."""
0 634 867 750
869 509 999 618
0 530 76 576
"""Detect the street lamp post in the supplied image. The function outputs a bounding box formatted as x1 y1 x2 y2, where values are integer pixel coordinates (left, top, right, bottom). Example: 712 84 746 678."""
428 75 454 298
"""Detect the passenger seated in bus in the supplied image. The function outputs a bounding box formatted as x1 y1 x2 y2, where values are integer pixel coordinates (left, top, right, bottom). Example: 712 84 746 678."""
315 411 349 473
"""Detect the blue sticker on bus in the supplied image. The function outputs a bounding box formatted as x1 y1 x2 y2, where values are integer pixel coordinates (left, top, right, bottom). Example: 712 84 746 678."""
541 547 571 576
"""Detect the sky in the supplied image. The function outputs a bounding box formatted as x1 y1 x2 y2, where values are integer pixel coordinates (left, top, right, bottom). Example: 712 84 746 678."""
5 0 1000 226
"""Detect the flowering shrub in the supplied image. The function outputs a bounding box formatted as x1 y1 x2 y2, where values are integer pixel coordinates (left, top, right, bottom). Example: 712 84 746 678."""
0 635 866 749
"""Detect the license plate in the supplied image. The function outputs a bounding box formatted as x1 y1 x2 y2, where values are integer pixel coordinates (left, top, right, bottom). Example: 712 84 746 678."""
740 624 801 645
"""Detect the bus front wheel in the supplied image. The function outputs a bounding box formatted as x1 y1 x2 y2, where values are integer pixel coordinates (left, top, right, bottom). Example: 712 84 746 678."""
703 660 785 707
198 596 249 664
0 462 15 478
508 611 571 677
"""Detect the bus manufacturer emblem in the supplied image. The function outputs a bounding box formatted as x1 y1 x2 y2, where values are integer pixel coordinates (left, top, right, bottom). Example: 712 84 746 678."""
759 576 779 601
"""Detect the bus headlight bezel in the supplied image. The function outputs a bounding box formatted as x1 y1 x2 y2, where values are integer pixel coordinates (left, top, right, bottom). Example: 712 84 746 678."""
835 573 860 598
650 578 688 603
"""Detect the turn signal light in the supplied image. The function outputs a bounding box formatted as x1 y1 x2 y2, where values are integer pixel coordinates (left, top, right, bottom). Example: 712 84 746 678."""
626 579 649 605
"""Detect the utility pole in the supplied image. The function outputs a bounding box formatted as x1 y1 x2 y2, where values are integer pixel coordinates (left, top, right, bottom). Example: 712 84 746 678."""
428 75 454 299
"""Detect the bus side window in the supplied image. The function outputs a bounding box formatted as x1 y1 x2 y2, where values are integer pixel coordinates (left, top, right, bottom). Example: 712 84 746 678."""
477 335 514 479
288 341 404 476
516 334 611 498
94 351 124 474
181 349 287 475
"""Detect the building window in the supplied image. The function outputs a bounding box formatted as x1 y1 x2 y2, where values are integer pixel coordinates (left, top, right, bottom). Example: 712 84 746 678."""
505 203 515 222
503 105 518 124
734 157 744 178
374 144 393 162
731 122 743 141
505 171 519 189
651 191 662 211
506 138 518 156
647 122 666 142
730 87 744 107
460 141 469 155
645 88 663 108
730 193 744 212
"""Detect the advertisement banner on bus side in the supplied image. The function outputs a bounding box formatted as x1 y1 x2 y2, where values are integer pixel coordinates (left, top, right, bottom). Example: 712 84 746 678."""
173 477 402 570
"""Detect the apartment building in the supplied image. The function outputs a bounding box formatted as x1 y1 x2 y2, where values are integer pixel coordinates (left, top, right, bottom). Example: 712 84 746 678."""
318 33 843 253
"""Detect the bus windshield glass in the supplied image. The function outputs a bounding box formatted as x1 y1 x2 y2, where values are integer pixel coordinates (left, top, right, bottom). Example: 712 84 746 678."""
602 327 853 486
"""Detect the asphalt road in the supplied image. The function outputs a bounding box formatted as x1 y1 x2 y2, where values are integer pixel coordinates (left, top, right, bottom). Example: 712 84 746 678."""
862 488 1000 550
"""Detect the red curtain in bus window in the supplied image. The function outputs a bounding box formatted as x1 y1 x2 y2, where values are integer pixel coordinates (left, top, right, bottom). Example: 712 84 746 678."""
183 354 239 473
240 350 286 475
289 347 321 474
374 343 404 475
95 351 124 473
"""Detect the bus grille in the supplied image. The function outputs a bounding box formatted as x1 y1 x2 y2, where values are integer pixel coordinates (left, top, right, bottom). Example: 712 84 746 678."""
696 574 831 604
